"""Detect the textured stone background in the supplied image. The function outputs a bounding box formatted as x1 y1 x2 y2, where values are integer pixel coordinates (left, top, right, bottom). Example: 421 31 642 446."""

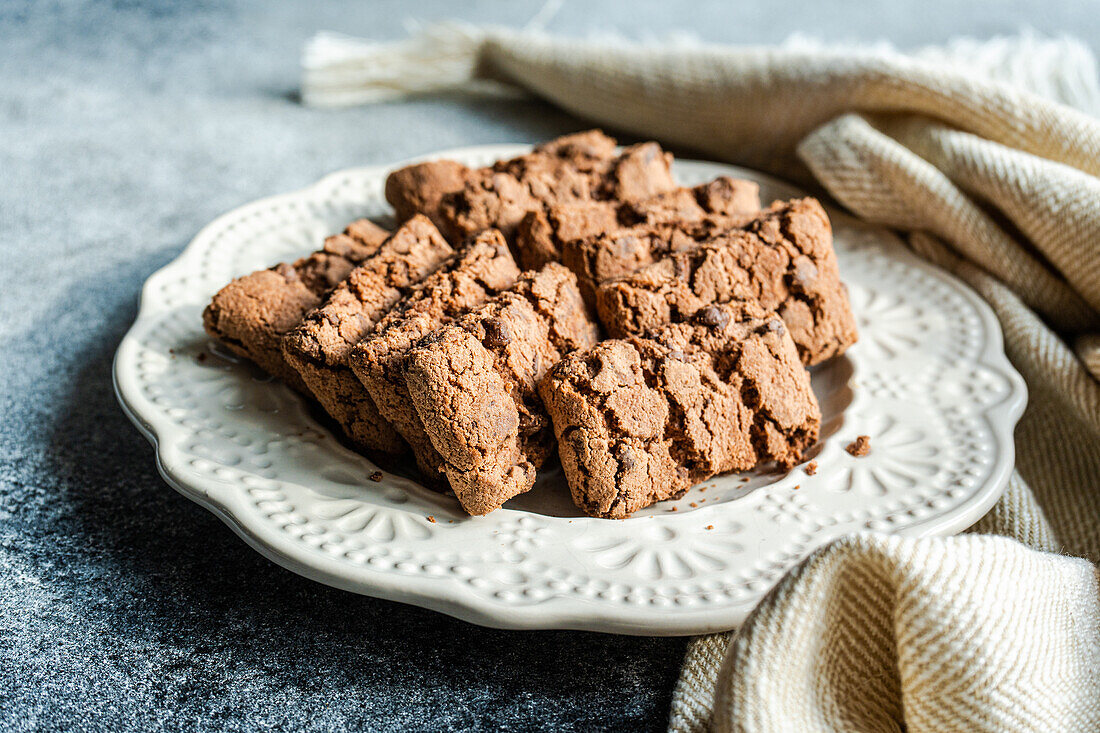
2 2 1096 730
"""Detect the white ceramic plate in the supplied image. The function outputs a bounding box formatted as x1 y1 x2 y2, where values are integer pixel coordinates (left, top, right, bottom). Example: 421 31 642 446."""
114 145 1026 636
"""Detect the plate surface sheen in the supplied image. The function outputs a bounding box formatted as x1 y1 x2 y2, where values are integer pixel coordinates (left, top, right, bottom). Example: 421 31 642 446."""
114 145 1027 635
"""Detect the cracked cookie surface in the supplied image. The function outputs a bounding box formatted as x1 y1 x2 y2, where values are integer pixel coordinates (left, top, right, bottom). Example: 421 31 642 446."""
403 263 598 515
388 131 679 246
540 302 820 518
202 218 390 392
385 159 472 233
595 198 858 365
348 229 521 482
384 130 619 240
281 215 454 453
550 177 762 302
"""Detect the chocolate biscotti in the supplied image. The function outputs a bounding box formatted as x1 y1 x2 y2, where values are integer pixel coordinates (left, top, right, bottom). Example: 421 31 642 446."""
384 159 472 233
439 139 671 245
515 177 760 275
528 177 762 301
539 303 821 518
348 229 522 481
202 218 390 392
281 215 454 453
385 130 679 248
595 198 858 365
384 130 616 235
403 263 599 515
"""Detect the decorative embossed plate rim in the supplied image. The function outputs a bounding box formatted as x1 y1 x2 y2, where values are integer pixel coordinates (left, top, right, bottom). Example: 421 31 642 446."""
114 145 1026 636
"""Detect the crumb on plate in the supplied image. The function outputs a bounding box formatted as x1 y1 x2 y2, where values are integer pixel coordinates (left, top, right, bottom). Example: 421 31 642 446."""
846 435 871 457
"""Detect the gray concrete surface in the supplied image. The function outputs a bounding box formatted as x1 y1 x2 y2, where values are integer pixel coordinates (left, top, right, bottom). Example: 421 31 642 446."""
1 1 1096 730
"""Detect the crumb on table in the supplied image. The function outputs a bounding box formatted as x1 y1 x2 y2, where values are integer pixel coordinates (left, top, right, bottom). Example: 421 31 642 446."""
804 461 818 475
846 435 871 457
369 471 383 482
427 515 436 523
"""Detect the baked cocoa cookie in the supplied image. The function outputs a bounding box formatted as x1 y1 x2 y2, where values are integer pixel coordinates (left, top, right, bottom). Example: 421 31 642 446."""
348 229 521 482
437 137 677 244
561 222 721 305
626 177 760 223
281 215 454 453
384 159 472 231
385 131 679 249
595 198 859 365
525 129 619 170
514 200 620 271
403 263 598 515
691 177 763 219
539 303 820 518
525 176 761 296
383 130 618 241
492 129 619 181
597 141 676 202
202 218 390 392
438 159 594 244
515 176 760 274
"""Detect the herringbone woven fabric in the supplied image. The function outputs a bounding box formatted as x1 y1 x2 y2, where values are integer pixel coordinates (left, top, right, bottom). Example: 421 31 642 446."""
303 31 1100 732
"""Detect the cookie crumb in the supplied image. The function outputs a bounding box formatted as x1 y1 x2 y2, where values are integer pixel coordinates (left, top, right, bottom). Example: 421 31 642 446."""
669 506 678 512
426 516 436 523
705 525 714 530
740 476 751 483
804 461 818 475
689 502 698 508
845 435 871 457
196 352 208 362
793 484 800 490
369 471 383 482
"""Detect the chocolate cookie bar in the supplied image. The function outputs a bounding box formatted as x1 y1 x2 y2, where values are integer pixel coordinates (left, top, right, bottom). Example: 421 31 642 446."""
522 176 762 293
437 136 677 244
525 128 619 171
595 198 858 365
383 130 618 234
495 129 619 181
281 215 454 453
384 159 472 232
403 263 599 515
348 229 521 481
202 218 390 392
515 199 619 271
539 303 821 518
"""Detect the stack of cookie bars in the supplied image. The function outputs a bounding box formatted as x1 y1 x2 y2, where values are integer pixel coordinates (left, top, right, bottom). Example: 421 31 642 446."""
204 131 858 519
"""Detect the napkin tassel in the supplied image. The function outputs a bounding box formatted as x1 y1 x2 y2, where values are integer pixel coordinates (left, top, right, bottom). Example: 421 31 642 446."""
301 23 508 107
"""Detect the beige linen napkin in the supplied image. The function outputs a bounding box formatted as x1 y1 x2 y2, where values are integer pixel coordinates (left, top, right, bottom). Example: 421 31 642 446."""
303 30 1100 732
